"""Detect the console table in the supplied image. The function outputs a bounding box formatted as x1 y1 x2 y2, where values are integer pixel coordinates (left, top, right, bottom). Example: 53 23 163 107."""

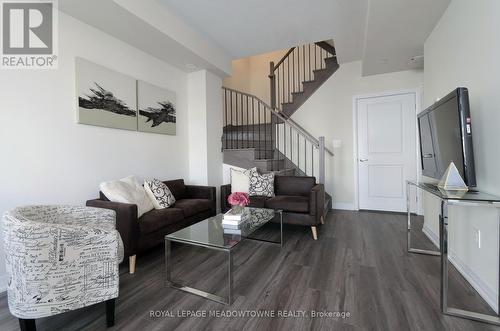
406 180 500 326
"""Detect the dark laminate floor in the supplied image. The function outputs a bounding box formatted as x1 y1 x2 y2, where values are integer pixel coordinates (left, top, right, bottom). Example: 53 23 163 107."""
0 210 499 331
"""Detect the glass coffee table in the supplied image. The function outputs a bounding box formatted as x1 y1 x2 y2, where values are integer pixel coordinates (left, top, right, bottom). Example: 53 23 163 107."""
165 207 283 305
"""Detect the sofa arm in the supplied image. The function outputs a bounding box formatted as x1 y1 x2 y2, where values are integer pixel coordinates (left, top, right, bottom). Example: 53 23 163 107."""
220 184 232 212
86 199 139 258
310 184 325 220
185 185 216 214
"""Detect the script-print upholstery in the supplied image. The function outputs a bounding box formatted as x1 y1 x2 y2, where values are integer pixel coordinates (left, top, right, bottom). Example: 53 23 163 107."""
2 205 124 319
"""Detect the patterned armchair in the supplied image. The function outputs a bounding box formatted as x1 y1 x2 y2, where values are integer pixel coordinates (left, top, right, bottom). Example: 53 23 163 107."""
2 205 124 331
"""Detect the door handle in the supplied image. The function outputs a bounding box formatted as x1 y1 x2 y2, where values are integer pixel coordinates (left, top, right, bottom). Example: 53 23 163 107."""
359 158 368 162
422 153 434 159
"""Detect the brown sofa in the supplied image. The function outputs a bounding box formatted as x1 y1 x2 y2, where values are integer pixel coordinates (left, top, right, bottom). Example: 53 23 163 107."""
221 176 325 240
86 179 216 273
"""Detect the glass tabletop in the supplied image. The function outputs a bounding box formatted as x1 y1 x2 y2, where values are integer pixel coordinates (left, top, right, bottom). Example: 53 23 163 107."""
407 181 500 203
165 207 280 250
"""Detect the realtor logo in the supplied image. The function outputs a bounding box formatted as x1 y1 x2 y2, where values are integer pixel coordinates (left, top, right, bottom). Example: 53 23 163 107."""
1 0 58 69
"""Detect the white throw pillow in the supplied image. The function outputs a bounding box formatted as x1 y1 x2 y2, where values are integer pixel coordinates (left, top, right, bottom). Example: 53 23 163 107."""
248 168 275 197
100 175 154 218
144 179 176 209
230 167 254 193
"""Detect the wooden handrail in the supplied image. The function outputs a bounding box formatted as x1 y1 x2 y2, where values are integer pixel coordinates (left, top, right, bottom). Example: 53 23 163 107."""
272 47 296 72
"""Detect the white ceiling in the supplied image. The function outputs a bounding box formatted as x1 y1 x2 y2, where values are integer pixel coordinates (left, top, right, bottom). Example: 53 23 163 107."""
362 0 450 75
59 0 232 76
160 0 450 75
60 0 450 76
159 0 368 64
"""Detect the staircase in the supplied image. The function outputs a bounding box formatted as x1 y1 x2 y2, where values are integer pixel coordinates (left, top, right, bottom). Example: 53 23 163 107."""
270 41 339 116
222 41 338 211
222 91 309 176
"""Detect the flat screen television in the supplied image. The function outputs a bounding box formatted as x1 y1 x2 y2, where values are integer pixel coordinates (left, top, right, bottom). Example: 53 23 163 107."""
417 87 476 187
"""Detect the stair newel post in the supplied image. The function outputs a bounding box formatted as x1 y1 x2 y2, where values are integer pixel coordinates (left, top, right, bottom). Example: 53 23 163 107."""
319 136 325 185
269 61 276 110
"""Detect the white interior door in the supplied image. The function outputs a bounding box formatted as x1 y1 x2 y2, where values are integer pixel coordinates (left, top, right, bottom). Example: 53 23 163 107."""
357 93 417 212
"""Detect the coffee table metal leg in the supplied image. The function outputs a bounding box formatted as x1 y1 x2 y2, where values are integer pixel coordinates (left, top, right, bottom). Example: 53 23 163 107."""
164 240 232 305
280 211 283 247
243 210 284 246
165 239 171 286
228 249 232 305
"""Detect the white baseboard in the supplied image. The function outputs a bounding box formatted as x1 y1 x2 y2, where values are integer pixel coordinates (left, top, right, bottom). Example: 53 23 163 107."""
332 202 356 211
422 225 439 248
422 225 497 313
448 253 498 313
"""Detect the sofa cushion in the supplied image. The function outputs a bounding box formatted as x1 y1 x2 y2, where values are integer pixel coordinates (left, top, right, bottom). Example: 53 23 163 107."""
163 179 187 200
138 208 184 234
265 195 309 213
274 176 316 197
99 175 154 217
248 196 270 208
173 199 212 218
230 167 253 193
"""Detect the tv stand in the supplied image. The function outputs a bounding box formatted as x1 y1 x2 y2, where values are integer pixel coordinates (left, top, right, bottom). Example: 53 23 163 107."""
406 180 500 326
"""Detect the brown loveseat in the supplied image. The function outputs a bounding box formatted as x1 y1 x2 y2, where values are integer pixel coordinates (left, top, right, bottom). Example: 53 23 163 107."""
87 179 216 273
221 176 325 240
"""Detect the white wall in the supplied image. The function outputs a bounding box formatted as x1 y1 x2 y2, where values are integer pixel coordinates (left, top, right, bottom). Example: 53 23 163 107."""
222 50 285 132
291 61 423 208
0 12 222 290
223 49 287 105
205 71 224 202
223 54 423 206
187 70 224 211
422 0 500 311
223 57 251 93
246 49 287 105
188 71 209 184
114 0 233 76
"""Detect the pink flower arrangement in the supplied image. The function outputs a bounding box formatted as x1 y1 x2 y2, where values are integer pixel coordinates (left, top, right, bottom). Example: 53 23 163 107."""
227 192 250 207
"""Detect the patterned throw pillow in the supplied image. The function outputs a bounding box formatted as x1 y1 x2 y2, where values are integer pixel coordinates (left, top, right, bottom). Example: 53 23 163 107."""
248 169 275 197
144 179 176 209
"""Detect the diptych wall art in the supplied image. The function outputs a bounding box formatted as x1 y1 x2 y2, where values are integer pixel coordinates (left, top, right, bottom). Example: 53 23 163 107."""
138 80 176 135
75 58 177 135
76 58 137 131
